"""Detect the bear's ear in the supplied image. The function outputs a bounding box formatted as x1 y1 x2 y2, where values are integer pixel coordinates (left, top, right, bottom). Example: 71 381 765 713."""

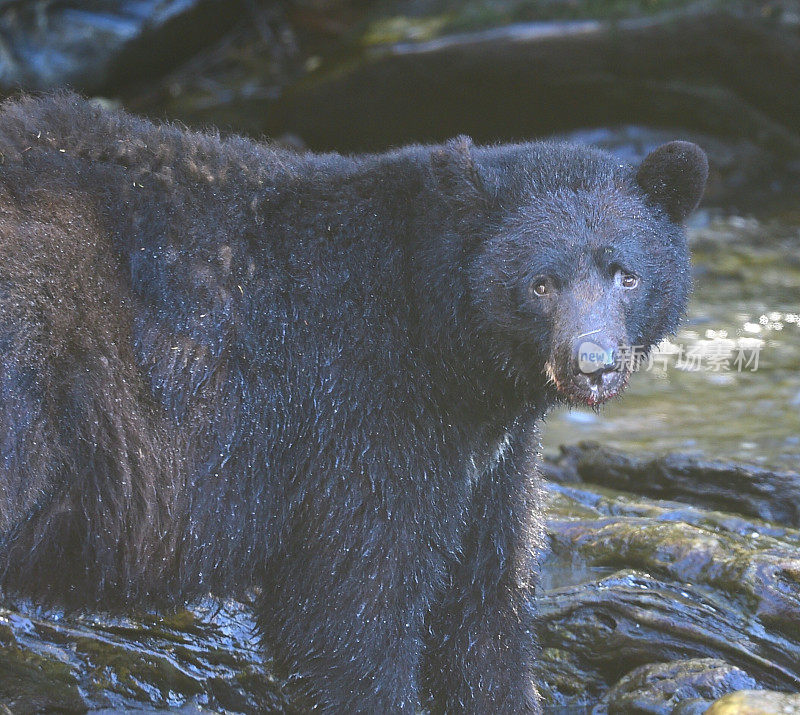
636 141 708 222
431 135 487 209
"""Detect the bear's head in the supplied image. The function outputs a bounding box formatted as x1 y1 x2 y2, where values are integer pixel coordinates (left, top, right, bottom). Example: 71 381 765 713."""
435 137 707 407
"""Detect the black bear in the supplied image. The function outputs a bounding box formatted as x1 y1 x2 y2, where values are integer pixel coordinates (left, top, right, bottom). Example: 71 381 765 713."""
0 93 706 713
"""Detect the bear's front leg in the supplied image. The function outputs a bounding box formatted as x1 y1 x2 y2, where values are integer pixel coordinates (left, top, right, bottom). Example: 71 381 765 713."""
424 418 546 714
257 467 450 714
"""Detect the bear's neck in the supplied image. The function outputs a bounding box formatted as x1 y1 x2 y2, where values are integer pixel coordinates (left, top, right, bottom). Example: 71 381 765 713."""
364 149 553 430
403 239 551 429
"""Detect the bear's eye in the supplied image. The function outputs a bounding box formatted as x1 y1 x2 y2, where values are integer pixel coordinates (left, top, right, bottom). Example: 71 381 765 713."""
530 278 551 297
615 269 639 290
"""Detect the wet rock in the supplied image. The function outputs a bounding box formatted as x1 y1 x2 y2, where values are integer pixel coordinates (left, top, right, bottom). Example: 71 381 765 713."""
542 441 800 528
265 6 800 158
535 570 799 709
705 689 800 714
600 659 757 714
0 599 289 713
0 627 86 713
0 1 245 93
537 477 800 710
122 2 303 138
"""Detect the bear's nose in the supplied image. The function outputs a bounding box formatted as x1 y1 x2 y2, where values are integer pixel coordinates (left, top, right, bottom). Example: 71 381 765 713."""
572 340 618 377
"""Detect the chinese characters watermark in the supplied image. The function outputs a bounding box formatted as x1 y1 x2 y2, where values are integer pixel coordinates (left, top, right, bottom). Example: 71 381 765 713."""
577 339 762 374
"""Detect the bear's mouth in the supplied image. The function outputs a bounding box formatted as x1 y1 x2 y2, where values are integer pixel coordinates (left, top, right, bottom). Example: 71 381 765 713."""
545 363 630 407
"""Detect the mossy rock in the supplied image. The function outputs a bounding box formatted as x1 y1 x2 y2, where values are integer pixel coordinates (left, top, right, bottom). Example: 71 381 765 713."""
705 689 800 714
75 636 203 702
0 643 86 713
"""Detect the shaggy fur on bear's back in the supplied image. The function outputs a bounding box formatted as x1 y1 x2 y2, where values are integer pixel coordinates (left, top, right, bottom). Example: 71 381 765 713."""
0 93 706 713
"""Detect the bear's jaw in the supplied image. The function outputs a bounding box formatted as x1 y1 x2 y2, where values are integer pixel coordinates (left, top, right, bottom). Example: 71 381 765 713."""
544 360 630 407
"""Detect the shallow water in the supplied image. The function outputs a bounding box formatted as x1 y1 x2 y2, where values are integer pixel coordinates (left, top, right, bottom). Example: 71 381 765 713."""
542 212 800 470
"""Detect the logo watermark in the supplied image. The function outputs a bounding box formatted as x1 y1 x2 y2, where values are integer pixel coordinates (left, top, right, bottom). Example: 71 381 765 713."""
577 338 763 374
577 341 616 373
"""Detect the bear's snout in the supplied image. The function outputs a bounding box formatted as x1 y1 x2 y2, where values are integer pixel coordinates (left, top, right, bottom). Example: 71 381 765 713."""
572 338 617 378
570 361 628 407
545 333 629 407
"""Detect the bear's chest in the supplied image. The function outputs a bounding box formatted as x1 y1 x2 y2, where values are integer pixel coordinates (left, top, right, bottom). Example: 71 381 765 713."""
464 430 512 491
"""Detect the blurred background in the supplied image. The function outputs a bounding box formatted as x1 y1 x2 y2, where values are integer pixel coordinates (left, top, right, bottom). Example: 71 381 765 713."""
2 2 800 713
3 0 797 467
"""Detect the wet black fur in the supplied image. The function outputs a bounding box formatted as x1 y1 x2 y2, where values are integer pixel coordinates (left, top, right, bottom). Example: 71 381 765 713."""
0 94 704 713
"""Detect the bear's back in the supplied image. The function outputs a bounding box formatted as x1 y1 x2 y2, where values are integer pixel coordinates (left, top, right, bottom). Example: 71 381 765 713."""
0 93 321 189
